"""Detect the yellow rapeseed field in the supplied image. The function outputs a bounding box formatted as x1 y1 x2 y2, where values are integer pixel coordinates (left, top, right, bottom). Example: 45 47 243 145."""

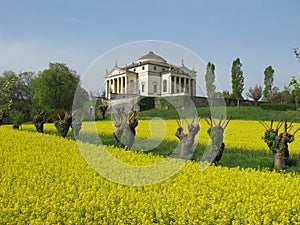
22 119 300 153
1 126 300 224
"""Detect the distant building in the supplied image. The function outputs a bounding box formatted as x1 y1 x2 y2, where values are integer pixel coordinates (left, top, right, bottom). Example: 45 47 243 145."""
105 51 197 99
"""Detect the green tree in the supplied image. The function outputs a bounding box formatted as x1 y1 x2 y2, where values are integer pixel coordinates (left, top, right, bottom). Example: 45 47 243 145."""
278 86 293 104
231 58 244 106
15 71 35 120
32 63 87 113
293 48 300 63
289 76 300 110
205 62 216 99
10 109 24 129
263 66 275 100
0 74 17 125
1 71 36 122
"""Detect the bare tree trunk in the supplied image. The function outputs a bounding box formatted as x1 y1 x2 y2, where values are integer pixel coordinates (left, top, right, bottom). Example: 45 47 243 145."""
113 108 140 149
175 118 200 157
33 111 47 133
274 152 284 170
204 117 231 164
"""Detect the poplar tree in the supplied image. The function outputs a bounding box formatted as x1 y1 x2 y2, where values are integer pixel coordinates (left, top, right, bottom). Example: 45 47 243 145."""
231 58 244 106
263 66 275 100
205 62 216 98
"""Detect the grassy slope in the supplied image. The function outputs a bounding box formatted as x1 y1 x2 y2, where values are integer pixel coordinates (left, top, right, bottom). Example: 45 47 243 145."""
140 106 300 122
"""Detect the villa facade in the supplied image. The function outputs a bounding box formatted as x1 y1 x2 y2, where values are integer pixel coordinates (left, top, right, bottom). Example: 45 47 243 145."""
105 51 197 99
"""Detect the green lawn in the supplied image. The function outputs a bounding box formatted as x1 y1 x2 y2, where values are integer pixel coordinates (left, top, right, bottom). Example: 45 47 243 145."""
139 106 300 122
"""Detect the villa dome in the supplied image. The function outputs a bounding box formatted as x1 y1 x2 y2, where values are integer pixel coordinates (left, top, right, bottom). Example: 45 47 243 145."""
137 51 167 63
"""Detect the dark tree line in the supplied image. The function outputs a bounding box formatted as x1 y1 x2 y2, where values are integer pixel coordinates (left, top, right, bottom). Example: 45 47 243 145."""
0 62 89 135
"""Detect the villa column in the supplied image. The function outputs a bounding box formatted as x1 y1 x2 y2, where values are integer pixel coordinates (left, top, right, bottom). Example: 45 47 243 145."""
119 77 122 93
174 77 177 93
110 79 114 93
106 80 109 98
123 76 126 93
121 76 124 93
125 76 128 94
179 77 183 93
169 76 172 94
112 78 114 93
114 78 117 93
188 79 191 95
110 79 113 93
117 77 120 94
181 77 184 93
193 79 196 96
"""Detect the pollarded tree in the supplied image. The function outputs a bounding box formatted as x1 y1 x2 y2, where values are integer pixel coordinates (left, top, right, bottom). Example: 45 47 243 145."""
205 62 216 99
71 110 84 138
33 110 47 133
203 116 231 165
54 111 72 138
231 58 244 106
263 66 275 100
246 84 262 105
260 120 300 169
175 118 200 157
113 108 140 149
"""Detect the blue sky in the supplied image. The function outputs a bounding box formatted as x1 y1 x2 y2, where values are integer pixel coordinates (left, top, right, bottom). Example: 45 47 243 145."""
1 0 299 95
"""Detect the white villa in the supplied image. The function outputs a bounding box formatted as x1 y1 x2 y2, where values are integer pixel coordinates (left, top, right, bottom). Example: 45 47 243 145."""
105 51 197 99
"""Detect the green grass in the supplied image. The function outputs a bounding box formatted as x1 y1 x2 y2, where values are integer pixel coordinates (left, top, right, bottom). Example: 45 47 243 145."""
74 132 300 173
140 106 300 122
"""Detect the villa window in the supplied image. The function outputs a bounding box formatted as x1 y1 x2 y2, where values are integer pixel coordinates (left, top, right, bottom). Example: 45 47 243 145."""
142 66 145 70
153 84 157 93
154 66 157 70
163 79 167 92
142 84 145 92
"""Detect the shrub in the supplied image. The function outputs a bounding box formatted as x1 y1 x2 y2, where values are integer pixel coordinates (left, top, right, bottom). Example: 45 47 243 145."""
138 97 155 111
261 103 287 111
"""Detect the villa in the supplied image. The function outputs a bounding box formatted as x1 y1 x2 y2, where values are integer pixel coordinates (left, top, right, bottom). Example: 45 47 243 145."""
105 51 197 99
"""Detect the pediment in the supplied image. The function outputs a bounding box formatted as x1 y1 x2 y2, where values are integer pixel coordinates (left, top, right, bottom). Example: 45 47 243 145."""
106 67 126 77
171 66 196 78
